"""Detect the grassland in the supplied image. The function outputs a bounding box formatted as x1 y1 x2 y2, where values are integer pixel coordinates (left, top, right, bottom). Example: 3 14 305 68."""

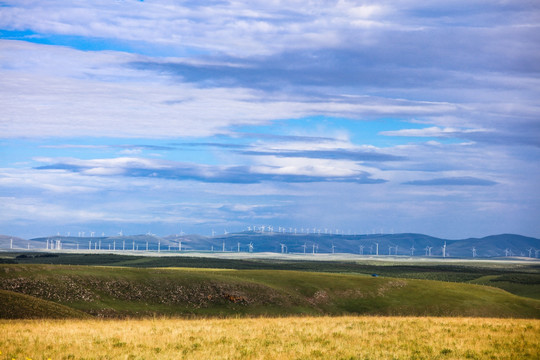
0 290 90 319
3 252 540 300
1 264 539 319
0 316 538 359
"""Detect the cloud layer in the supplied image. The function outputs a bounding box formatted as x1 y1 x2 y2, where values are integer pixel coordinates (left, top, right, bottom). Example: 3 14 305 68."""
1 0 539 238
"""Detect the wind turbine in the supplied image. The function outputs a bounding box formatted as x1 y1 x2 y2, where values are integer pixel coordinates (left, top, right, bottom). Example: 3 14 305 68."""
442 241 447 258
331 244 336 254
472 247 477 258
280 243 286 254
248 242 254 253
237 242 241 252
375 243 379 256
359 245 364 255
410 245 415 256
527 248 533 258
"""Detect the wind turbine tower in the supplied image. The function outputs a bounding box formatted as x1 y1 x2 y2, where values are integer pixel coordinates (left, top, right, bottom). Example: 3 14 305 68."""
375 242 379 256
443 241 446 258
410 246 415 256
248 242 254 253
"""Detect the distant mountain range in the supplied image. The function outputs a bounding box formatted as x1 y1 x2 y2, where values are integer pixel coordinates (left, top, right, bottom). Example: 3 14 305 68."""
0 233 539 258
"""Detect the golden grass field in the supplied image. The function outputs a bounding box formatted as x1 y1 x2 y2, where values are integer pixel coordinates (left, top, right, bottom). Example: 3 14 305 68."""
1 316 538 360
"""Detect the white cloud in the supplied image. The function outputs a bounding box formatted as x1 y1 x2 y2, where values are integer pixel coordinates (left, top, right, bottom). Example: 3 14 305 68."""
380 126 491 138
0 41 461 139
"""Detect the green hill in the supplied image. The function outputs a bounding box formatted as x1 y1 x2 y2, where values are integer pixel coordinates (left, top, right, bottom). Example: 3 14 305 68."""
1 264 538 319
0 289 90 319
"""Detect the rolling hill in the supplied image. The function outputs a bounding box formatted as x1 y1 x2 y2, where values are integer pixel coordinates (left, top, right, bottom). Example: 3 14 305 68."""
0 264 539 319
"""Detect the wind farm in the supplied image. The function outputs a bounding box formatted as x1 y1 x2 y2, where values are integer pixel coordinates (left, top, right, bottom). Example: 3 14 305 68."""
2 231 539 260
2 0 540 358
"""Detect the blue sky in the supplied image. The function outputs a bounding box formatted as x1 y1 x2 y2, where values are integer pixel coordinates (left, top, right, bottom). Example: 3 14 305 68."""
1 0 539 239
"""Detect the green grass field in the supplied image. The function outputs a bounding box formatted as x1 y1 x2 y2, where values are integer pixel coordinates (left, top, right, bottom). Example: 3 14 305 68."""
4 252 539 299
1 264 539 319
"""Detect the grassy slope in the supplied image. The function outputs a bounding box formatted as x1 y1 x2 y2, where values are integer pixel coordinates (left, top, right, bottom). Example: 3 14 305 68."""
6 252 540 299
0 289 90 319
0 264 539 319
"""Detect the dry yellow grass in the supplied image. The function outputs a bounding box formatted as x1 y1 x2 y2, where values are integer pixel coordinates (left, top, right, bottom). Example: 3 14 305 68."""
0 316 538 360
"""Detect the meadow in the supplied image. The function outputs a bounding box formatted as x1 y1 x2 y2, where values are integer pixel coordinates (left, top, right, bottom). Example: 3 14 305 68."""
4 252 540 300
1 316 538 360
1 254 539 359
1 264 539 319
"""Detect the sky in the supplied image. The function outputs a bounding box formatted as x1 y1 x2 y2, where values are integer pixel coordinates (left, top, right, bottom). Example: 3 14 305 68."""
1 0 539 239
